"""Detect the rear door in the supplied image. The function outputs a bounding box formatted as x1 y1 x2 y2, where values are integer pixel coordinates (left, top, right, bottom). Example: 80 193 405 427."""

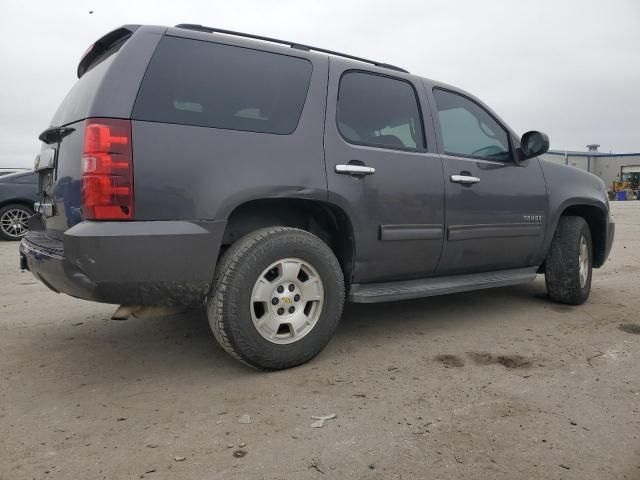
430 87 547 275
324 60 445 283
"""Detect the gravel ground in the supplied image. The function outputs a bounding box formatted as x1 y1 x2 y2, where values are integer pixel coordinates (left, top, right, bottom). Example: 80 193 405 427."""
1 202 639 480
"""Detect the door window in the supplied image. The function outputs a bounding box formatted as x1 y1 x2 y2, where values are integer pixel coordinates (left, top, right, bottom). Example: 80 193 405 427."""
337 72 424 151
433 89 511 161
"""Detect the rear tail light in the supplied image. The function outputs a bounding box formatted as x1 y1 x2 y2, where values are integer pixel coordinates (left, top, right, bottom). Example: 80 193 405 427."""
81 118 134 220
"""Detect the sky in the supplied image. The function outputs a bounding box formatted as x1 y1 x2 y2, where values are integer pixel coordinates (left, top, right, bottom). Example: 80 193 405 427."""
1 0 639 168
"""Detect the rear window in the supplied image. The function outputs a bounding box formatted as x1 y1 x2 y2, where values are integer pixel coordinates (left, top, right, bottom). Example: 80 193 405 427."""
50 33 130 127
50 53 118 127
132 36 313 135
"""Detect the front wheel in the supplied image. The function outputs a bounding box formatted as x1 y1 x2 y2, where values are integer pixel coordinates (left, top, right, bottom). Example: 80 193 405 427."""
544 216 592 305
207 227 345 370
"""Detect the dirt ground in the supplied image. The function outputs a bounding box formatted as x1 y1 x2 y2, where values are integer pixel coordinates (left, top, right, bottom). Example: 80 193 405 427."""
1 202 639 480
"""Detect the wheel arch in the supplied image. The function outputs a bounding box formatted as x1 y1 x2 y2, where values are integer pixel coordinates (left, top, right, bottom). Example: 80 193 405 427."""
221 197 356 283
546 199 608 268
0 198 36 211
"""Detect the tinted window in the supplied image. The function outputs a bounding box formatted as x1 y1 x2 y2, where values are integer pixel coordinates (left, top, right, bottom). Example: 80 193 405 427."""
51 53 119 126
133 36 313 135
433 89 510 161
337 72 424 151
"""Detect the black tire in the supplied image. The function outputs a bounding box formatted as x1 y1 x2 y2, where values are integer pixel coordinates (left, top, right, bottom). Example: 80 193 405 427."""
207 227 345 370
544 216 592 305
0 203 33 241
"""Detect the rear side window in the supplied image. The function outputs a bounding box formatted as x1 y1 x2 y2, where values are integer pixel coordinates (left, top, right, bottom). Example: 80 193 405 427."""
133 36 313 135
433 89 511 161
337 72 424 151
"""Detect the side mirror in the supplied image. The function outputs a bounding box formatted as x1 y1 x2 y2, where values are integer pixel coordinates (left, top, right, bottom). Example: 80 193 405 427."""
518 131 549 160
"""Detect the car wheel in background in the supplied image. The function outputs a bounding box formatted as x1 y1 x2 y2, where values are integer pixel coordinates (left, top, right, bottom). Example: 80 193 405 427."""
0 204 33 241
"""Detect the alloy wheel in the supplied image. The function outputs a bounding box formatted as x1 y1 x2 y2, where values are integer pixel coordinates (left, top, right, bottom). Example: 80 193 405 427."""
250 257 324 344
0 208 30 239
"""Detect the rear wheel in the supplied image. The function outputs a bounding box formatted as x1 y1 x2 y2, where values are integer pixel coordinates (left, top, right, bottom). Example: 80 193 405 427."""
0 204 33 241
207 227 345 370
544 216 592 305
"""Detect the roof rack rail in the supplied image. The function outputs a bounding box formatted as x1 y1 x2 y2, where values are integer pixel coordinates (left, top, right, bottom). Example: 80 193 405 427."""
174 24 409 74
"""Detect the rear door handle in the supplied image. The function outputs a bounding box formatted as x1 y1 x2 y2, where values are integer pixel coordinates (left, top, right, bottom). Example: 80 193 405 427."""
450 174 480 185
335 164 376 175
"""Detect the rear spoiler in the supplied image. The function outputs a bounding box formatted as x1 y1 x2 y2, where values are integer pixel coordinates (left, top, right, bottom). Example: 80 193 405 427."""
77 25 140 78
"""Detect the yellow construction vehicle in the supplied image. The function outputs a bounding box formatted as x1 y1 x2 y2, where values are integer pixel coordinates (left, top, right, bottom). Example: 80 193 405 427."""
610 168 640 200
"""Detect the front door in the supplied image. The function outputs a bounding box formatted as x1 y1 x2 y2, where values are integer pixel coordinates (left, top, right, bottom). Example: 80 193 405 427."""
431 88 548 275
324 60 445 283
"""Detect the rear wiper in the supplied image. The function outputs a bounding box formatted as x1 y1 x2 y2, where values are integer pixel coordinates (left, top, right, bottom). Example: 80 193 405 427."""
38 126 75 144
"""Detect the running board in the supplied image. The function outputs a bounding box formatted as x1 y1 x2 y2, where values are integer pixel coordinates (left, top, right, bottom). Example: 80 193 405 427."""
348 267 538 303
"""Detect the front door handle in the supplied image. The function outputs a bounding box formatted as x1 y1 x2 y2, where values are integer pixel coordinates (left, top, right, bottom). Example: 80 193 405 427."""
335 164 376 175
450 174 480 185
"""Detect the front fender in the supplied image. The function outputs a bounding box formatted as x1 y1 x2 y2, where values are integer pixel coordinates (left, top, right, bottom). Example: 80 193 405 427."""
539 160 610 263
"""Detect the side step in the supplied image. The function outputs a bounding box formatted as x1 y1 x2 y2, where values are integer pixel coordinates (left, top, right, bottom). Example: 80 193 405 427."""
348 267 538 303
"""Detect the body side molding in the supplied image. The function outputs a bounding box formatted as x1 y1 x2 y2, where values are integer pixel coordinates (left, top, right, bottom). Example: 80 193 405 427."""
379 224 443 241
447 223 542 241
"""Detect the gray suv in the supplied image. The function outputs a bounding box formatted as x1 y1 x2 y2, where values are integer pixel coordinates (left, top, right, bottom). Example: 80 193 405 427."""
20 24 615 370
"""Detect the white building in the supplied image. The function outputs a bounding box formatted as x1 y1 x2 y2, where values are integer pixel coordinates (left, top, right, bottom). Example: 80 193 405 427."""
541 144 640 189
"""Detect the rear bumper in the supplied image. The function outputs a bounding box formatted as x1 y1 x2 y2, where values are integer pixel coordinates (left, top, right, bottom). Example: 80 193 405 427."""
20 219 226 306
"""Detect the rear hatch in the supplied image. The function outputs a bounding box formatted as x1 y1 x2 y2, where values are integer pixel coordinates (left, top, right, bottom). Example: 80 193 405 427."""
33 25 157 239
